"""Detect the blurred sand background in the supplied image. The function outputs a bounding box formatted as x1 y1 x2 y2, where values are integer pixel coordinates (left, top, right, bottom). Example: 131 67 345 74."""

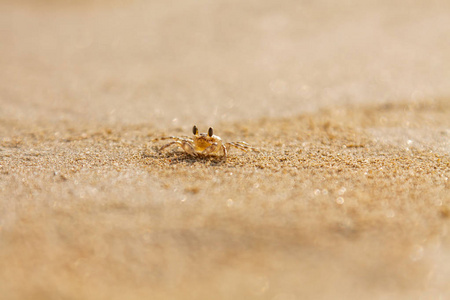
0 0 449 299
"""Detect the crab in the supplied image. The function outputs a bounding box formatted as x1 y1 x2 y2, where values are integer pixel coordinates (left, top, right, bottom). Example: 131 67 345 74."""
153 125 258 160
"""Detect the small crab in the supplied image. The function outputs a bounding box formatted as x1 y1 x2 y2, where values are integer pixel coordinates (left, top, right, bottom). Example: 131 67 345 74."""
153 125 258 160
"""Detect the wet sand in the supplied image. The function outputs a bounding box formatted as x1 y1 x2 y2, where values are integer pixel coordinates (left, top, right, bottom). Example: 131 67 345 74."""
1 1 450 299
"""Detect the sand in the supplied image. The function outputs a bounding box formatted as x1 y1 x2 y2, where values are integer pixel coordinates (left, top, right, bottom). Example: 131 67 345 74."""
1 1 450 299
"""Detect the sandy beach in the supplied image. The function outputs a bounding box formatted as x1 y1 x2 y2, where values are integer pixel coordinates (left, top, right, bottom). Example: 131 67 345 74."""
1 1 450 299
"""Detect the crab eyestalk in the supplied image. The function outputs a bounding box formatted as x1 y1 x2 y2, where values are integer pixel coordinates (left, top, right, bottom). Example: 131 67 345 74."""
208 127 213 137
193 125 199 135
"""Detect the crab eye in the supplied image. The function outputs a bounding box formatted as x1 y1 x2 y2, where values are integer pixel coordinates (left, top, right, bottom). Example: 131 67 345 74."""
208 127 213 137
193 125 198 135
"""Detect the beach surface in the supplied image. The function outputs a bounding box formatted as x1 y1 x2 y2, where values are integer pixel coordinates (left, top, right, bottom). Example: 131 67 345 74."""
1 1 449 299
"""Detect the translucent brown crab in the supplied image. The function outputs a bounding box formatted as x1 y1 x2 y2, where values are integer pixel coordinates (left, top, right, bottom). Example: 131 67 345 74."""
153 125 258 160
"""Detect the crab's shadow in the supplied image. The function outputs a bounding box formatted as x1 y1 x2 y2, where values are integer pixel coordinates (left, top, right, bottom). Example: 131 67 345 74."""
142 147 226 166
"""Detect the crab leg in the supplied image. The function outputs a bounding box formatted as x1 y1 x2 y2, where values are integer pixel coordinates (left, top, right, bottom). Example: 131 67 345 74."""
159 140 197 156
225 142 259 153
221 144 228 159
152 136 193 142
